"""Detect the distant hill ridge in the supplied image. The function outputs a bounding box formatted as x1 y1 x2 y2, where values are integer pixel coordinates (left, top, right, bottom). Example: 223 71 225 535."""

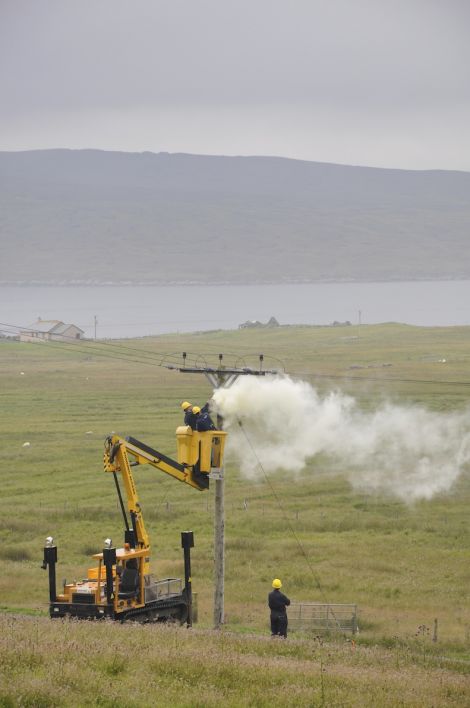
1 149 469 285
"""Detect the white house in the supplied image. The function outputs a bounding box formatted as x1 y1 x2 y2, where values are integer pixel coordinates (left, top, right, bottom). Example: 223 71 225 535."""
20 319 85 343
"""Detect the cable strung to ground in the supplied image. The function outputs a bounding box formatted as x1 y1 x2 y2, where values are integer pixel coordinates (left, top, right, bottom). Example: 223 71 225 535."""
236 417 344 632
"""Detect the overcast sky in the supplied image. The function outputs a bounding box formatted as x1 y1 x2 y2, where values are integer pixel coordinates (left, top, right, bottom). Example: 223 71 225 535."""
1 0 469 171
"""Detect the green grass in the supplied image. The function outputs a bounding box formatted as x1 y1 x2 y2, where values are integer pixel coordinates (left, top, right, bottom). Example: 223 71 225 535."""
1 324 470 704
0 616 468 707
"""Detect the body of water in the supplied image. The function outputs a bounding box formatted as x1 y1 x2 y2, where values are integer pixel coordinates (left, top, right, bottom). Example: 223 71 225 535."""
2 281 470 339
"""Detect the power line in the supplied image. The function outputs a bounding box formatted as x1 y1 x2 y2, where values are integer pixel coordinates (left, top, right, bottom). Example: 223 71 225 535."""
3 320 470 388
0 324 166 368
285 368 470 388
0 321 281 372
0 321 207 369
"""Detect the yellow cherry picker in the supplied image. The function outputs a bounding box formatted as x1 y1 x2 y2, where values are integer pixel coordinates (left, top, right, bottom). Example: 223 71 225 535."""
42 425 226 624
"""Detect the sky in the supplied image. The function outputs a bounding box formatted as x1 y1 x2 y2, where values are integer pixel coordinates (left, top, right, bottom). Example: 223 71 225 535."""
1 0 469 171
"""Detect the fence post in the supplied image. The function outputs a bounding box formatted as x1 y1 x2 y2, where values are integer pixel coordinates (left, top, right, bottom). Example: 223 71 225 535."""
352 605 358 634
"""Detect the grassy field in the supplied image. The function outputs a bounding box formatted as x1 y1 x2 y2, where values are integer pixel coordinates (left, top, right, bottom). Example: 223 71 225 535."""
1 323 469 705
0 615 469 707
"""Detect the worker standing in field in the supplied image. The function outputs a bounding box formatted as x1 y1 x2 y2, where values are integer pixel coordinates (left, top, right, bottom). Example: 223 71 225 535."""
181 401 199 430
268 578 290 638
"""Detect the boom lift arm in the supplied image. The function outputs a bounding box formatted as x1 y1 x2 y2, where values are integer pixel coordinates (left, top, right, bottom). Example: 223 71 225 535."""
103 432 218 572
43 425 227 624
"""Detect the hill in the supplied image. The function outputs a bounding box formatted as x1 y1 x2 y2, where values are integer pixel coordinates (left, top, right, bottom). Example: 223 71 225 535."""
1 149 469 285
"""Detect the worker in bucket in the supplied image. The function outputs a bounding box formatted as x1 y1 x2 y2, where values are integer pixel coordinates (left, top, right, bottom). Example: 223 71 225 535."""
181 401 199 430
268 578 290 638
196 402 216 432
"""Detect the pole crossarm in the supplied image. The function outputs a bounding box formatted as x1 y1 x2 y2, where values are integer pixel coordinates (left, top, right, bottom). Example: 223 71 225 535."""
165 365 277 388
165 365 276 375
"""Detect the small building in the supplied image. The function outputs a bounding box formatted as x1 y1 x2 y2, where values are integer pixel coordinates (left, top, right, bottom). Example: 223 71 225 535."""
239 319 263 329
20 319 84 343
239 316 279 329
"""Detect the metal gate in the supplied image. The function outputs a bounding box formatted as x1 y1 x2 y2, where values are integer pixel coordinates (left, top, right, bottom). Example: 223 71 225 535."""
288 603 358 634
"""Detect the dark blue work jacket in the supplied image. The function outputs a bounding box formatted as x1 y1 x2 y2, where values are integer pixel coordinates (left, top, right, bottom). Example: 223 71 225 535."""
196 411 216 432
268 589 290 615
184 410 198 430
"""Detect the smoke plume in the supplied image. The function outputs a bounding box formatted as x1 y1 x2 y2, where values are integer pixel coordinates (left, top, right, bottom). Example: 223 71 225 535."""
212 375 470 502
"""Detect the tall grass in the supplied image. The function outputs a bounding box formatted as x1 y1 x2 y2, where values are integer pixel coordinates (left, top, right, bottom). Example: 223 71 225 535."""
0 616 468 707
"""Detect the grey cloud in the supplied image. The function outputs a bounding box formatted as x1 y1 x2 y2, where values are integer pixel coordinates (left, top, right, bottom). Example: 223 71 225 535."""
0 0 469 169
1 0 468 108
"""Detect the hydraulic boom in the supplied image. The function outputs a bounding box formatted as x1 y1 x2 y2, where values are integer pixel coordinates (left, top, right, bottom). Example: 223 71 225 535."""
42 425 227 623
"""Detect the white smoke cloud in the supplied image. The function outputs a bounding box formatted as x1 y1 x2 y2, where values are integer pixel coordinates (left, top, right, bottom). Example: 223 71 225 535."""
212 375 470 502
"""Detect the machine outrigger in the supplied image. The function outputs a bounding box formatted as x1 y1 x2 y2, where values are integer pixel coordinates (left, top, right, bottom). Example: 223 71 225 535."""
42 425 227 624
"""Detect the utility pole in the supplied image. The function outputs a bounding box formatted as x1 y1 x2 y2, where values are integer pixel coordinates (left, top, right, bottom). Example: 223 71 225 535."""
166 352 275 629
94 315 98 340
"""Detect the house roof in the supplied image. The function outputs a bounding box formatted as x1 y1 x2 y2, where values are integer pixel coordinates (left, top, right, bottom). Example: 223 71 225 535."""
26 320 64 333
53 323 85 334
24 320 84 335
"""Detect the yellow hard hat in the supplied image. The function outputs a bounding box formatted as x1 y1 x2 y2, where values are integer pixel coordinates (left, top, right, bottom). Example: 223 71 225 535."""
192 406 201 414
272 578 282 589
181 401 192 410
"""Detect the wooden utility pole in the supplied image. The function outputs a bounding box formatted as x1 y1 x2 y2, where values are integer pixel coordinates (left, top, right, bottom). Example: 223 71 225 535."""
213 451 225 628
168 352 275 629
